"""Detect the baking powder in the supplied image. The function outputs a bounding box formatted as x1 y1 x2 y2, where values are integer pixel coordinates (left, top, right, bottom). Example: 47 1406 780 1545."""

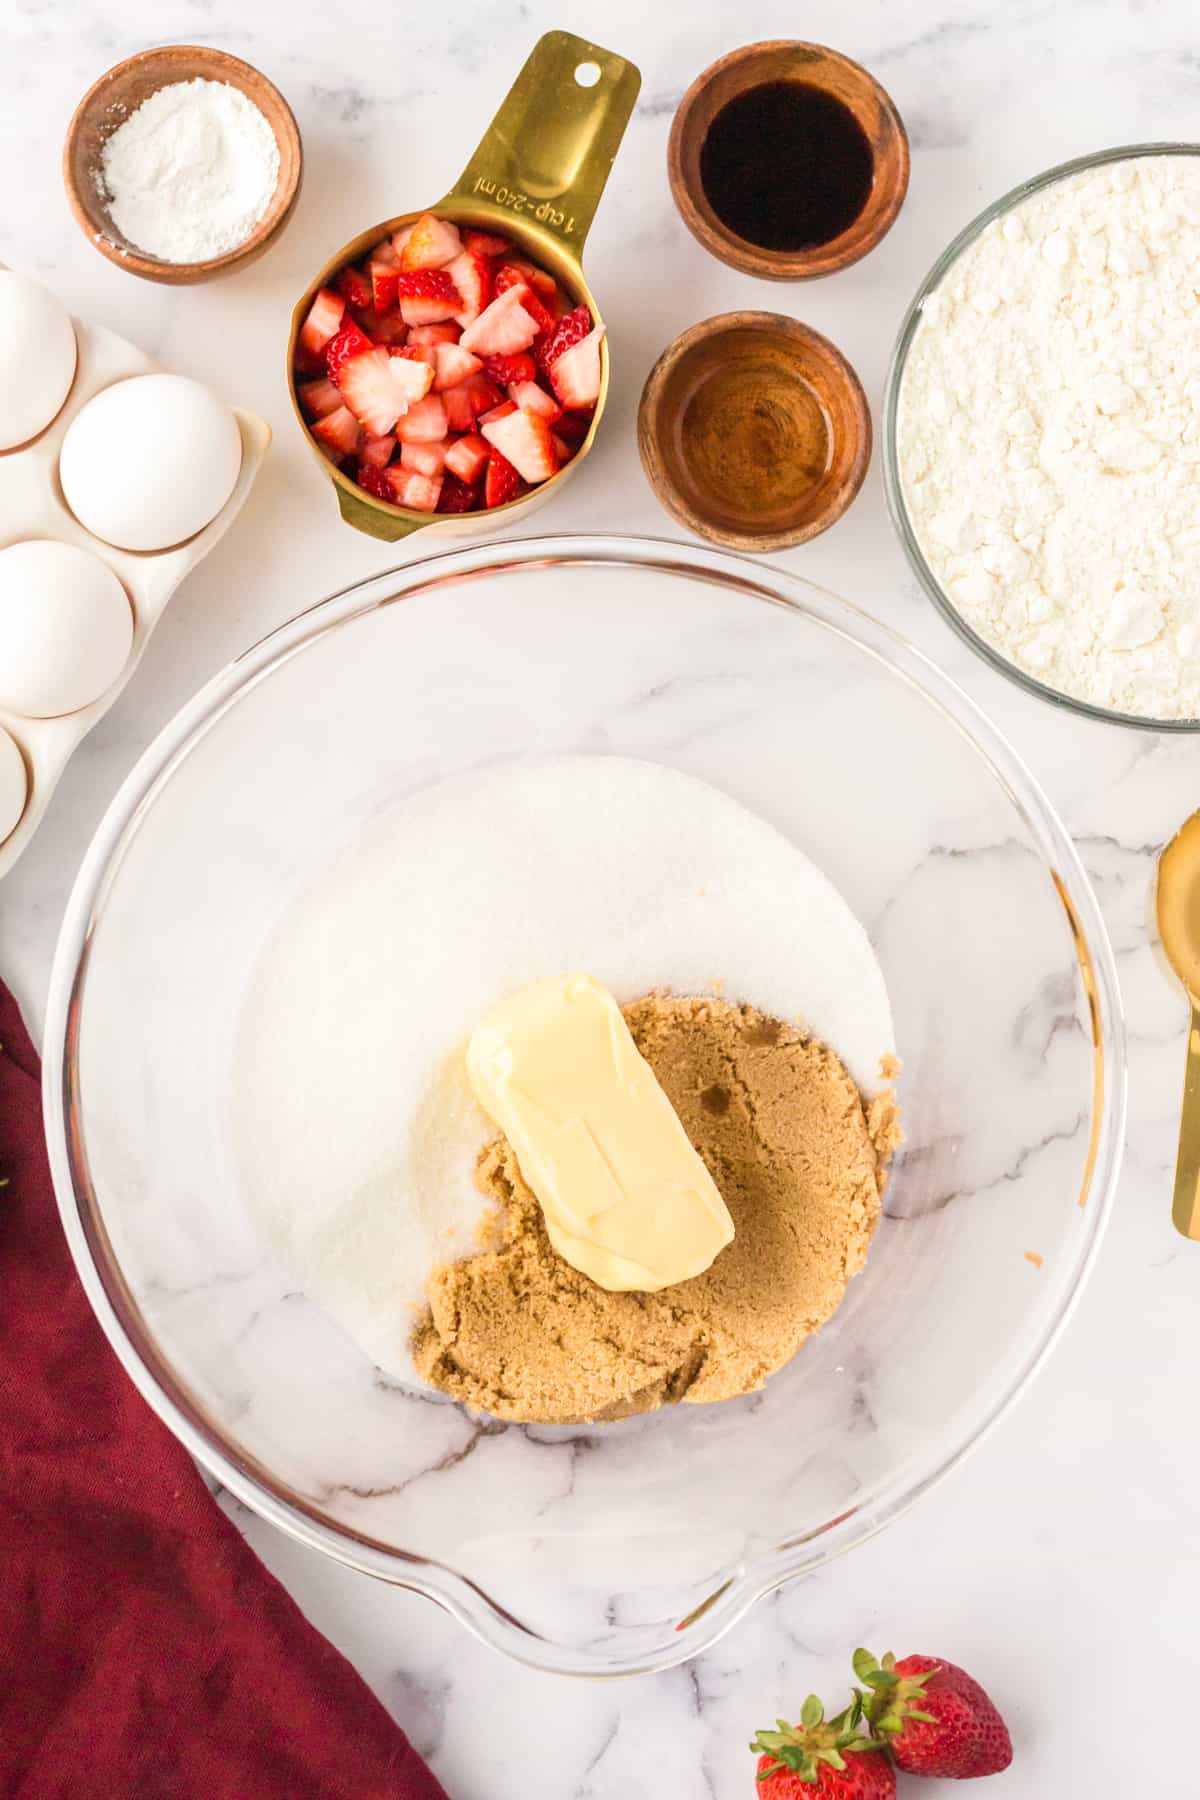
898 155 1200 719
99 78 279 263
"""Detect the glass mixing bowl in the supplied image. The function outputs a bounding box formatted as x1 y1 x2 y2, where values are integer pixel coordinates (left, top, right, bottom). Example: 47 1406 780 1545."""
44 535 1126 1677
882 143 1200 731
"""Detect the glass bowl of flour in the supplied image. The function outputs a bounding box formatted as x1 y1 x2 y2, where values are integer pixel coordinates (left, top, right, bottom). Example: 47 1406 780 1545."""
885 144 1200 728
43 535 1125 1676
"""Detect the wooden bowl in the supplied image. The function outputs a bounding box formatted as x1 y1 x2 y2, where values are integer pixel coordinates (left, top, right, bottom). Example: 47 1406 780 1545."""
637 311 871 551
63 46 302 284
668 41 909 280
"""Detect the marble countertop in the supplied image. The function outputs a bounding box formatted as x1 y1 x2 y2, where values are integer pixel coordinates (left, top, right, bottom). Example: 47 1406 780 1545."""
3 0 1197 1793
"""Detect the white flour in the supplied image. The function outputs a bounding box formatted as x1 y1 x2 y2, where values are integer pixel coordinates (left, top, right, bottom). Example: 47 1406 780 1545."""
99 78 279 262
234 755 895 1387
898 154 1200 720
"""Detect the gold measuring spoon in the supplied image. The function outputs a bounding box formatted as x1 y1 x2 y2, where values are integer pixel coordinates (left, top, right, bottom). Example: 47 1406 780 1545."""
1156 807 1200 1238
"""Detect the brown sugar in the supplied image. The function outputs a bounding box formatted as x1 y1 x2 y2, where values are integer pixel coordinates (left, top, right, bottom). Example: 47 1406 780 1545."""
412 994 901 1424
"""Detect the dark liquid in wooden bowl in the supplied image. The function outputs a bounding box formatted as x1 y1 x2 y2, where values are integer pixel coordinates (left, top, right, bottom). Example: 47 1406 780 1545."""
699 80 874 250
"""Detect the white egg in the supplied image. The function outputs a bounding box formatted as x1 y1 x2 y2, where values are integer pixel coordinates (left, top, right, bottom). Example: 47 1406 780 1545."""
0 726 28 844
0 541 133 718
59 373 243 552
0 271 78 450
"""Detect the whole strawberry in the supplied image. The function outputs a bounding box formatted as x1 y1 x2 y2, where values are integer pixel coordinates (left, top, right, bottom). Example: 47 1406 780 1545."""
853 1649 1013 1779
752 1696 895 1798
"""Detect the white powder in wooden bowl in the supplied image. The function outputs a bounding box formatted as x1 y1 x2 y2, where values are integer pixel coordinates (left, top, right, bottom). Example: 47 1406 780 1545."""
99 78 279 262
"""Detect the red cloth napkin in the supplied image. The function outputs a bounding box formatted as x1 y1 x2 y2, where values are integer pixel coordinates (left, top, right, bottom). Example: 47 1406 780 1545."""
0 979 451 1800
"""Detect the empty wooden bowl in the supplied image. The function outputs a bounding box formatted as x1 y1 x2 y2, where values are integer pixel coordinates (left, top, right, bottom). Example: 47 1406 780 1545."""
668 41 909 280
637 311 871 551
63 46 302 284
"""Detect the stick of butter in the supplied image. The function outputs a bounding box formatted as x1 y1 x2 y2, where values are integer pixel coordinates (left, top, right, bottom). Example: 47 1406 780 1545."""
465 974 735 1292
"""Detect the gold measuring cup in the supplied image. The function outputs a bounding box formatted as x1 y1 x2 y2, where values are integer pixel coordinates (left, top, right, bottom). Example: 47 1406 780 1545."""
1156 807 1200 1239
288 30 640 541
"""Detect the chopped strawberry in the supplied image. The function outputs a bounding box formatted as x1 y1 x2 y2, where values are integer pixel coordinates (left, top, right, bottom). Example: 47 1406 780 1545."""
480 406 559 482
310 219 586 507
385 467 443 512
462 227 513 258
459 284 542 355
555 406 593 444
408 321 461 345
351 306 409 346
548 324 604 407
534 303 592 373
400 439 448 476
368 259 399 313
395 342 439 370
492 261 533 298
509 378 561 422
399 213 463 271
442 389 473 433
324 320 373 382
447 250 493 326
433 341 482 390
356 462 394 501
374 307 410 346
394 393 449 443
522 290 556 337
388 354 437 401
336 265 373 311
311 404 361 459
437 471 480 513
360 433 396 468
484 449 521 508
297 375 342 419
395 273 461 303
466 372 503 411
396 269 462 325
292 340 326 377
444 432 489 485
480 351 536 385
338 346 431 434
494 264 554 333
495 256 558 304
442 372 501 432
299 288 345 357
335 349 406 435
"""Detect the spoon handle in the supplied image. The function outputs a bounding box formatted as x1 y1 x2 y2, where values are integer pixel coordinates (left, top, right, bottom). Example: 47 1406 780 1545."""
1173 1000 1200 1239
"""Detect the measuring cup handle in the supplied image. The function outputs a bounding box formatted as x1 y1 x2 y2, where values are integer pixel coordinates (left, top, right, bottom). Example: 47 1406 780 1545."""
1173 1000 1200 1239
445 30 641 256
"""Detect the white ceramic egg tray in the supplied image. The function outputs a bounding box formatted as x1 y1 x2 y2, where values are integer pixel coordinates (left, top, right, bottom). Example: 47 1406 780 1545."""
0 283 269 879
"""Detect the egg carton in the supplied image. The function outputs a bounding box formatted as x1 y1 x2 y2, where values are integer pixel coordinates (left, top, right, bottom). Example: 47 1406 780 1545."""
0 278 269 879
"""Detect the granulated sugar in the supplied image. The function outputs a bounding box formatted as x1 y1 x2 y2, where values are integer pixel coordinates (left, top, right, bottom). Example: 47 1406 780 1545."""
234 755 895 1386
99 78 279 262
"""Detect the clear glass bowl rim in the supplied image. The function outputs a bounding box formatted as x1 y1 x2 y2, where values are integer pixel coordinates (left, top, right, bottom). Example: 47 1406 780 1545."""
42 532 1128 1678
882 141 1200 733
